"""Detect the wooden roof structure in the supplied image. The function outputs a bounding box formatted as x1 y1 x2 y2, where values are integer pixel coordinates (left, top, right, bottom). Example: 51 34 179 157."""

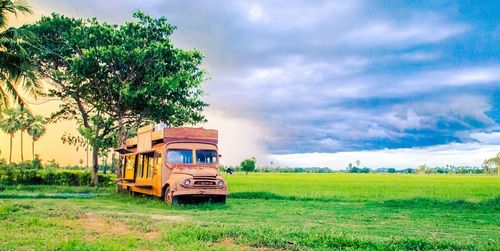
115 125 218 154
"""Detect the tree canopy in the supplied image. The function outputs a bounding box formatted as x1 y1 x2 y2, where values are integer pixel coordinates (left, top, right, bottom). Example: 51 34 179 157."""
21 11 208 185
241 157 256 174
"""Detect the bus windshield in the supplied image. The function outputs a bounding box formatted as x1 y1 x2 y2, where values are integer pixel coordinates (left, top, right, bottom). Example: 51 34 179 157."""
167 149 193 164
196 150 217 164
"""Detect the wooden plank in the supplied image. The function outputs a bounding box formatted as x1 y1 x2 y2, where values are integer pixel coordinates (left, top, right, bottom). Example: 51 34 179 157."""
117 178 134 181
118 182 153 188
164 127 218 144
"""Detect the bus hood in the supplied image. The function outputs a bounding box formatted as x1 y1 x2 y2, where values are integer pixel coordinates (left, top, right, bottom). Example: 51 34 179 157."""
173 168 218 178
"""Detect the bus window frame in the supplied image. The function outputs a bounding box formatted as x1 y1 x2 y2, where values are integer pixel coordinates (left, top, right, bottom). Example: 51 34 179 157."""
166 149 194 164
195 149 218 165
154 151 162 176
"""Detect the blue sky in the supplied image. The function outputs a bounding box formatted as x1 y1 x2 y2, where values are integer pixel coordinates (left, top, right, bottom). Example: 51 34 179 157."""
24 0 500 167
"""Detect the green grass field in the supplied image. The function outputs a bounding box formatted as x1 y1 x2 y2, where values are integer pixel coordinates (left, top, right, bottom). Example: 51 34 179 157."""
0 173 499 250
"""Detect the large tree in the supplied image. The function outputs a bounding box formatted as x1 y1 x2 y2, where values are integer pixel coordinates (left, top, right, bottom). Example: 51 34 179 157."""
22 12 207 185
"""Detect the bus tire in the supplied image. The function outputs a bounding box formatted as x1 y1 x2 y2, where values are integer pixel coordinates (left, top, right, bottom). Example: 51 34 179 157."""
214 195 226 204
163 186 178 205
116 185 122 193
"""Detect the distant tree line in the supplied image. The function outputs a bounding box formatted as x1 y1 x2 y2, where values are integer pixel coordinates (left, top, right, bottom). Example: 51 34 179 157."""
0 158 113 186
224 155 500 175
222 165 335 174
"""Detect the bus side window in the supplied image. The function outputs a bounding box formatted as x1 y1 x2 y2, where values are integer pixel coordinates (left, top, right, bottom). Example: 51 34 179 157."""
154 152 162 177
136 155 143 178
148 154 154 179
143 155 148 178
142 155 146 178
121 157 126 178
145 154 151 178
124 155 135 180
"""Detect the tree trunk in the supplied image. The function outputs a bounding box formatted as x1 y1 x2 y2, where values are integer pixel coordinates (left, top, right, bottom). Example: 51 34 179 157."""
103 151 109 174
116 115 124 179
9 134 13 163
86 144 89 168
111 152 116 174
20 131 24 162
32 139 34 160
91 148 99 186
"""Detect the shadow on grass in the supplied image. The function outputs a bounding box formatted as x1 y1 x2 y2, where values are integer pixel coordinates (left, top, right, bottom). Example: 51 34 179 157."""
158 222 484 250
111 192 230 211
0 193 105 199
229 191 344 202
382 196 500 210
0 185 113 194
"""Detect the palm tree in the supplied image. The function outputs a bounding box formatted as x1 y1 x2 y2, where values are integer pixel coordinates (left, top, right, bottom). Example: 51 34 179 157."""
0 0 41 111
483 152 500 176
17 107 32 161
0 107 21 163
26 114 45 160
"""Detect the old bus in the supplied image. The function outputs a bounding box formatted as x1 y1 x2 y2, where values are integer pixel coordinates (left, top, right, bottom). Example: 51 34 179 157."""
115 125 227 205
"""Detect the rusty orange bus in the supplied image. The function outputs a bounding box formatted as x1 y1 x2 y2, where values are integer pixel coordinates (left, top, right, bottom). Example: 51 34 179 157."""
115 125 227 205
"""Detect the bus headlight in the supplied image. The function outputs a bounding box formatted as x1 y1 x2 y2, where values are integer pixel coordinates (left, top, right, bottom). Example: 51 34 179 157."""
183 179 191 186
217 180 224 187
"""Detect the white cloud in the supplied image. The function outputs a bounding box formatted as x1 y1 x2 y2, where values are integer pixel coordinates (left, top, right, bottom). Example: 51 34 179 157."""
269 143 500 169
470 132 500 144
383 109 424 131
445 67 500 85
247 4 265 22
240 1 361 30
397 51 442 62
400 66 500 90
343 16 468 48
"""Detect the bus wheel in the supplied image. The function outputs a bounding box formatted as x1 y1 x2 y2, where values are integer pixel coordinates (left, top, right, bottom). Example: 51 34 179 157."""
164 186 178 205
214 196 226 204
116 184 125 193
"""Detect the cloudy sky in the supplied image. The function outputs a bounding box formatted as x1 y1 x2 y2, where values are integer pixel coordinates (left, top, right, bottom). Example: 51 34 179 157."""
2 0 499 169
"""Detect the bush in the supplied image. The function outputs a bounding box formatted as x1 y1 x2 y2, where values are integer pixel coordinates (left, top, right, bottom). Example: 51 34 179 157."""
240 157 256 174
0 162 113 186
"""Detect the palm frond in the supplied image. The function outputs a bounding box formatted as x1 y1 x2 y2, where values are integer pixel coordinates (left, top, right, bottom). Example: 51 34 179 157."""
0 83 11 112
26 114 46 140
0 1 33 29
0 107 21 134
0 26 42 109
2 77 25 106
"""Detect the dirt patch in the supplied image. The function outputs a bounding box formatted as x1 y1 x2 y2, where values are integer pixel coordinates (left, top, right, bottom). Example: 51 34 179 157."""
143 231 163 240
104 212 187 222
76 212 173 241
79 212 131 239
150 214 186 222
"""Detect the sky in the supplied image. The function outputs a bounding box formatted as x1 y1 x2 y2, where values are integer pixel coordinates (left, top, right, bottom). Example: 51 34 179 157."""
1 0 499 169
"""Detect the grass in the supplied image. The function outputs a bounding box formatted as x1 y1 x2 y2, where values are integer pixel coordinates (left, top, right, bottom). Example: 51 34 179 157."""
0 173 499 250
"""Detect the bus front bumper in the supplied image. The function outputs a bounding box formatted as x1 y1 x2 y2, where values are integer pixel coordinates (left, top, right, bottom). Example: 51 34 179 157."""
173 189 227 197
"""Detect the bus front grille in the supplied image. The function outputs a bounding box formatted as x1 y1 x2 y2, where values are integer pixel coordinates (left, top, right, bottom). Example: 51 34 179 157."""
193 181 216 186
